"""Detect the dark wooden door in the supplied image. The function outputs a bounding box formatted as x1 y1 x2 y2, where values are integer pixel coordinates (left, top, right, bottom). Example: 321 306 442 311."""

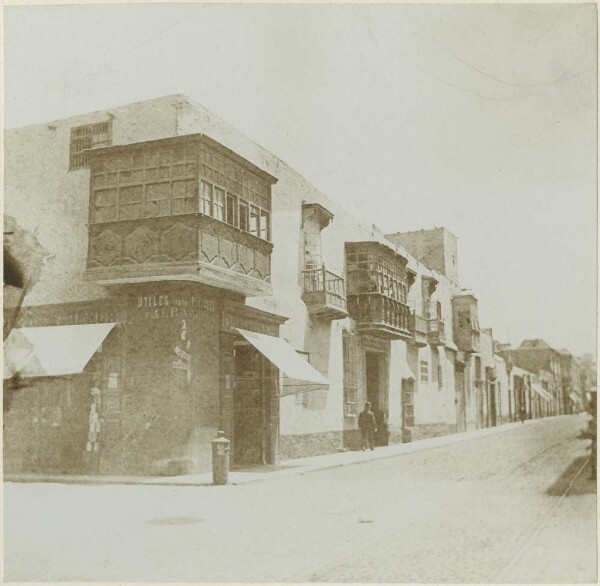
233 344 265 466
366 351 388 446
455 365 467 432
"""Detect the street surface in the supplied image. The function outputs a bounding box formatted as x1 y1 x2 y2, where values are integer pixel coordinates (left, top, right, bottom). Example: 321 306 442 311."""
3 414 597 583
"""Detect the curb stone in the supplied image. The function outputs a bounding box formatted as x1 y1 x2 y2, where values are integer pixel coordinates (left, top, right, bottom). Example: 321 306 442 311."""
4 416 579 488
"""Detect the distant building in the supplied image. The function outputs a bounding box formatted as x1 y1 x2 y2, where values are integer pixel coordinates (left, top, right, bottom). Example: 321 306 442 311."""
558 349 584 413
579 353 597 410
387 228 459 285
502 339 564 416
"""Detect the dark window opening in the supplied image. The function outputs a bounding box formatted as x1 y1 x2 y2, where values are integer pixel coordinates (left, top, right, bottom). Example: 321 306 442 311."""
70 121 111 170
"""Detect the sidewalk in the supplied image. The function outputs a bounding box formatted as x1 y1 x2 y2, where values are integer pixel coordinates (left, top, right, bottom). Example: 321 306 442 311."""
4 416 572 488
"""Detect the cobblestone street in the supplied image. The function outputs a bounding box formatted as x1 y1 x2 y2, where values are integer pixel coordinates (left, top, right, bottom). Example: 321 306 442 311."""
3 414 597 583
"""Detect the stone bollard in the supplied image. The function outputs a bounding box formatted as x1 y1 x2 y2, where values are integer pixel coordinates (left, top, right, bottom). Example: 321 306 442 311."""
212 431 230 485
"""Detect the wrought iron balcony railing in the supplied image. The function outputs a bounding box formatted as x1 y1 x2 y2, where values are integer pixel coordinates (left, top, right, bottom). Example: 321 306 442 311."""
302 266 348 320
425 301 446 346
408 312 428 347
427 318 446 346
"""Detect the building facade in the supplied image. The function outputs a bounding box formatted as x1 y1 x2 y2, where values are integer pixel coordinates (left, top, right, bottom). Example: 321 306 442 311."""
3 94 584 477
507 339 564 416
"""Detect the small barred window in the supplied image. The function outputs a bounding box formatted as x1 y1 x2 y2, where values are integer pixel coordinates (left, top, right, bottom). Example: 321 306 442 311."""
70 121 112 170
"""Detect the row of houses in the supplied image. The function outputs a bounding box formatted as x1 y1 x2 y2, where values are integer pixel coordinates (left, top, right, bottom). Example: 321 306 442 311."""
4 95 596 476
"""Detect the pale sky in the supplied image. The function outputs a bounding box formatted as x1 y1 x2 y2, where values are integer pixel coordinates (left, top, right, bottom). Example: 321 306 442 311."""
4 3 597 356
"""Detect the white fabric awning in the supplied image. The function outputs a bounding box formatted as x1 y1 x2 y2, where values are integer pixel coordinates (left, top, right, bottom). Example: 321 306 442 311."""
236 329 328 385
531 383 552 402
4 323 116 379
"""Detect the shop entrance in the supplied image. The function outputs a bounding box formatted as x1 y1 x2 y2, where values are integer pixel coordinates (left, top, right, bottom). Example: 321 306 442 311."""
232 342 267 466
365 351 389 446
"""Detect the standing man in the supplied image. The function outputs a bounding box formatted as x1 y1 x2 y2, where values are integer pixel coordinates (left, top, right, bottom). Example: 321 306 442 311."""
519 401 526 424
358 401 377 451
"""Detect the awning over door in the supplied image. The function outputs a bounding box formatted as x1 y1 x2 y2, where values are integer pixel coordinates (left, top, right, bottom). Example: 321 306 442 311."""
531 383 552 401
236 328 329 385
4 323 116 379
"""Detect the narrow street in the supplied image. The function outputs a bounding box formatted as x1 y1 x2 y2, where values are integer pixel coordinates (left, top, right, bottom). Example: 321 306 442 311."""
3 414 596 583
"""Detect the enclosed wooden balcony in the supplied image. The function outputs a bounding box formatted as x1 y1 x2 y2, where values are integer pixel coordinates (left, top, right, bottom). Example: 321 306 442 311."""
408 313 428 347
345 241 415 340
347 293 412 340
469 331 481 353
302 267 348 320
452 293 481 353
427 317 446 346
453 329 480 353
83 134 277 298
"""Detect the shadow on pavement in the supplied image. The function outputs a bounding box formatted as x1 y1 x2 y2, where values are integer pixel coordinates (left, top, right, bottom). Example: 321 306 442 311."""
546 456 596 496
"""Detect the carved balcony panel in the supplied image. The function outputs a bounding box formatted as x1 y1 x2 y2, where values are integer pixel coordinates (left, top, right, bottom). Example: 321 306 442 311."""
85 214 273 297
347 293 412 340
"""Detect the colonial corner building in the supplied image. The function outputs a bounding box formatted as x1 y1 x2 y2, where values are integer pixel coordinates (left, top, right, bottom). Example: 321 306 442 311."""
3 95 592 477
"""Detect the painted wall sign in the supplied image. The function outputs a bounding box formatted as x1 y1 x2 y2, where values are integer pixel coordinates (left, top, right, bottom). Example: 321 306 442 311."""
103 395 120 411
173 320 192 383
137 295 170 308
174 346 191 361
136 293 216 320
172 361 191 372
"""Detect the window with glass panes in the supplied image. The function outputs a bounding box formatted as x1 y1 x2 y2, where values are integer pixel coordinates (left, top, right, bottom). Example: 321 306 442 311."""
304 234 322 270
226 194 237 226
239 201 249 232
249 206 260 237
214 187 225 221
198 146 271 241
200 180 213 215
346 249 409 302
